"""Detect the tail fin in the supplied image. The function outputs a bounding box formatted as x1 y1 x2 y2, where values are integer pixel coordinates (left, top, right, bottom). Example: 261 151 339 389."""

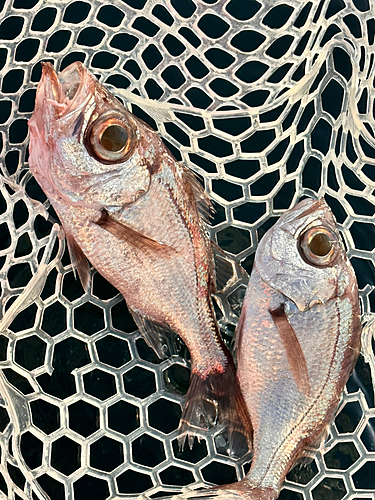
178 361 252 457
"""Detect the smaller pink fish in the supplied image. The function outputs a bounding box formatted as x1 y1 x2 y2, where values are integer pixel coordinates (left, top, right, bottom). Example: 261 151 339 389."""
164 198 361 500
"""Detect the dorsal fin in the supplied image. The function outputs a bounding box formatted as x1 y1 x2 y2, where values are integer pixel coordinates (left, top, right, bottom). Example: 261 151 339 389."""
182 166 214 223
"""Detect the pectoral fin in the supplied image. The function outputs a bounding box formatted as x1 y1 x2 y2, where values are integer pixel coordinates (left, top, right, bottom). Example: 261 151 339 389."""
269 305 311 397
95 209 176 255
233 306 246 364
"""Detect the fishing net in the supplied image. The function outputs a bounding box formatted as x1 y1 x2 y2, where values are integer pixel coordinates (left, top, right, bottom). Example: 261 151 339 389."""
0 0 374 499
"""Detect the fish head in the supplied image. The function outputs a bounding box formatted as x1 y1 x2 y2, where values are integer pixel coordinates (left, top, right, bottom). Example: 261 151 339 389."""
255 198 355 311
28 62 165 209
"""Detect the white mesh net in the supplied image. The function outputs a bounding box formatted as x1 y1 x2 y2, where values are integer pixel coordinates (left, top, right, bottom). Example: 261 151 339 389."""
0 0 375 499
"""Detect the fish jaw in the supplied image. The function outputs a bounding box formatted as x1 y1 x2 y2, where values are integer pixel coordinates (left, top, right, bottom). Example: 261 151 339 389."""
29 62 96 141
28 62 97 204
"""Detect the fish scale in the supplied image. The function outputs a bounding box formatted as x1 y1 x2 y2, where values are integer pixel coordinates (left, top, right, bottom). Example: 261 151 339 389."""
111 163 226 374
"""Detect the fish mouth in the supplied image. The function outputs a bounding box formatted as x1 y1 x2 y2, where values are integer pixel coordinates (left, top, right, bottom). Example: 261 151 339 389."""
56 62 85 101
293 197 327 218
297 198 334 224
40 61 94 106
28 62 98 199
31 62 97 138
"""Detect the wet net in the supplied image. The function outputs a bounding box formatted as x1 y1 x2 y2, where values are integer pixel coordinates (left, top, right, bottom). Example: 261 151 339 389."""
0 0 375 499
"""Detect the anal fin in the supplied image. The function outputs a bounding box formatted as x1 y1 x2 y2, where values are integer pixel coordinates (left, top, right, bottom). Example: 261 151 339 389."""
291 425 329 471
130 308 180 359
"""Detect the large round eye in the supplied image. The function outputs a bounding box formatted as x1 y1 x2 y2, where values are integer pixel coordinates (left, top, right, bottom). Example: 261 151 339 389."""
86 113 135 163
299 226 339 267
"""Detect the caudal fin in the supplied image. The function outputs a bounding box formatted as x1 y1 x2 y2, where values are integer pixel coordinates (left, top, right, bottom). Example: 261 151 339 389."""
178 362 252 456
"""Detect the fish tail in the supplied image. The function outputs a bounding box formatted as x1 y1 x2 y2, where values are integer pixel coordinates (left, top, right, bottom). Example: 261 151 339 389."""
149 481 278 500
178 361 252 457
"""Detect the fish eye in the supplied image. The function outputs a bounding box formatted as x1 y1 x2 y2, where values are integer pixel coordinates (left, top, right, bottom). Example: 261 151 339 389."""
100 124 129 152
86 113 135 164
309 232 332 256
299 227 338 267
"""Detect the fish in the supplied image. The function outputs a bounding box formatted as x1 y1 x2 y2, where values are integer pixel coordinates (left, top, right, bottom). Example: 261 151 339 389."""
163 198 361 500
27 61 250 450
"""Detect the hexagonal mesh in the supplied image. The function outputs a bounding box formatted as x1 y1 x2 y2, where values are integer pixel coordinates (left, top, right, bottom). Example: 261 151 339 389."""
0 0 374 499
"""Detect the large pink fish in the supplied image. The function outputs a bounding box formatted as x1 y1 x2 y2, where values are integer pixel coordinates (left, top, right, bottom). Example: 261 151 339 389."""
28 62 250 449
166 198 361 500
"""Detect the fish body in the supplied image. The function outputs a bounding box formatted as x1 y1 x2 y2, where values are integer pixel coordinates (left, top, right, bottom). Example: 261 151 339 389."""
28 62 249 447
166 198 361 500
231 198 360 499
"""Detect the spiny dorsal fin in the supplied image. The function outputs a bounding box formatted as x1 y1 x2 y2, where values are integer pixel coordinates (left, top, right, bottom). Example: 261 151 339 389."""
182 166 214 224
